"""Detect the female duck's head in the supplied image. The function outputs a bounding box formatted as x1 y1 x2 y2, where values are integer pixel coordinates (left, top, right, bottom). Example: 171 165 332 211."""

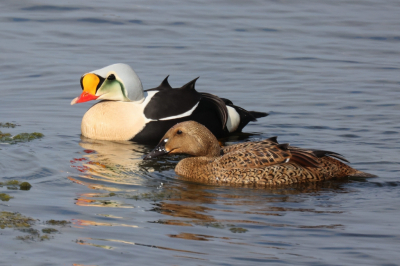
71 63 144 105
144 121 221 160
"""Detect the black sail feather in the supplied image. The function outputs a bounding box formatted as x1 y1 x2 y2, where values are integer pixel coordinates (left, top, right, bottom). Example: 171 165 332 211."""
179 77 199 91
146 75 172 91
143 77 201 120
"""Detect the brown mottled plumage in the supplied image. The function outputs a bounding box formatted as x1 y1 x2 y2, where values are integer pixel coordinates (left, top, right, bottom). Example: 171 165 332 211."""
144 121 375 185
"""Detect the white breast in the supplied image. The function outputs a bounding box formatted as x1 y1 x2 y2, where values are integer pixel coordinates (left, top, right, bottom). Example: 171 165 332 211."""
81 91 158 141
81 101 146 140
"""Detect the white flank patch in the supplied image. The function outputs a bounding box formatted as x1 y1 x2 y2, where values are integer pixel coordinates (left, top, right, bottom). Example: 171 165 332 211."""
226 106 240 132
159 102 200 121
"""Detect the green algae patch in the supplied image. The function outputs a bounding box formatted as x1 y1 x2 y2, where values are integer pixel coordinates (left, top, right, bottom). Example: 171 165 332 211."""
12 132 44 143
16 228 52 242
0 212 35 229
6 180 19 186
19 182 32 190
1 212 69 242
42 228 59 234
0 193 13 201
16 235 37 241
0 122 18 128
202 222 226 229
16 220 69 242
46 219 71 226
0 180 32 190
0 131 44 144
19 228 40 236
0 131 12 139
16 234 51 241
229 227 248 233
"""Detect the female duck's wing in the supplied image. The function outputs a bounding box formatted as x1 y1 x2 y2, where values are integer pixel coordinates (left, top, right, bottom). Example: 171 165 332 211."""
309 149 349 163
215 143 290 169
288 146 349 163
215 143 322 170
221 136 278 154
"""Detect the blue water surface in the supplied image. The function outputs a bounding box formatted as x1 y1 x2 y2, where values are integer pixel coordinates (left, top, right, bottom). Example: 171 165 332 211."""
0 0 399 265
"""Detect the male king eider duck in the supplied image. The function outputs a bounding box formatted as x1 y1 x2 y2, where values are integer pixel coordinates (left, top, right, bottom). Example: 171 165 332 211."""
71 63 268 143
144 121 376 185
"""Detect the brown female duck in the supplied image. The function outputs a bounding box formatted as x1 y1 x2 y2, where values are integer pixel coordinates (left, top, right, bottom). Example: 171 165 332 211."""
144 121 375 185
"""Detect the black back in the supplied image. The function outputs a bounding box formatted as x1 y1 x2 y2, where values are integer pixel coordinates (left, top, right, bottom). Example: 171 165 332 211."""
143 78 201 120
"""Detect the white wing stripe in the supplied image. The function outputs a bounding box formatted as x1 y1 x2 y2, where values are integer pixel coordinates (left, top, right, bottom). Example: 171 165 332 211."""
159 102 200 121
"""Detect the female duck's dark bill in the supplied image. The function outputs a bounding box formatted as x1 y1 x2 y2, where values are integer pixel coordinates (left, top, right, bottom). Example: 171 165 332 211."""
143 139 170 160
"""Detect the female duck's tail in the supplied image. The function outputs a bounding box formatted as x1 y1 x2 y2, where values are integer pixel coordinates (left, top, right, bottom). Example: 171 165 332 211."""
350 169 377 178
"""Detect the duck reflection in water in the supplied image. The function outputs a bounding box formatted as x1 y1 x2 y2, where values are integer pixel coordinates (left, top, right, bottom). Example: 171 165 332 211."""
69 136 161 186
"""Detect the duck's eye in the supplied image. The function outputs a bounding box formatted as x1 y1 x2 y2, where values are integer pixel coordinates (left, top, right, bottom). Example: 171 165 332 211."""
177 130 182 135
107 74 116 80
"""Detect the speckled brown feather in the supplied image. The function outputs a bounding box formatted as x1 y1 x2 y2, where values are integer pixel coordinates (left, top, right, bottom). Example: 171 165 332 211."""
221 136 278 154
146 121 375 186
175 155 371 186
